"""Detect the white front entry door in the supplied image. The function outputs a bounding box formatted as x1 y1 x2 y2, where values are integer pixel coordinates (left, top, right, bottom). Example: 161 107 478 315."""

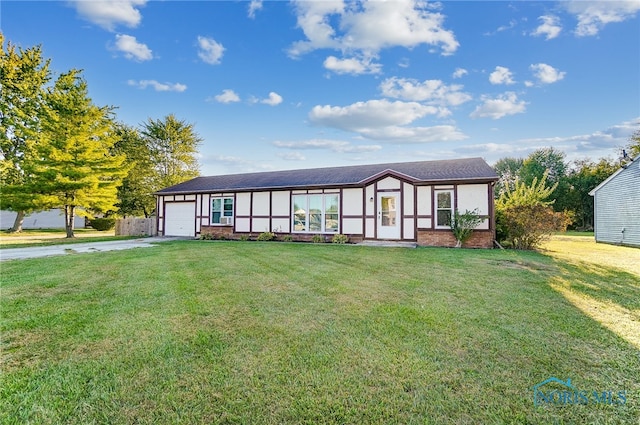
377 192 401 239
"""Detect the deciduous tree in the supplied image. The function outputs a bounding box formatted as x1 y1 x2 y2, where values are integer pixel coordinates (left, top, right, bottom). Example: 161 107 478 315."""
141 114 201 192
112 124 155 217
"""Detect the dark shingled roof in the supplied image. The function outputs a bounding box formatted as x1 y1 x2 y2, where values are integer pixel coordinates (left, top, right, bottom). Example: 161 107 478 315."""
156 157 498 194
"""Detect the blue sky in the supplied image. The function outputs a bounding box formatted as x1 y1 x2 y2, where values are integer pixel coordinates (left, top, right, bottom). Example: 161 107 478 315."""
3 1 639 176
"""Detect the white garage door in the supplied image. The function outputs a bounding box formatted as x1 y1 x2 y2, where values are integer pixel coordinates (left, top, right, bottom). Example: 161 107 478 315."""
164 202 196 237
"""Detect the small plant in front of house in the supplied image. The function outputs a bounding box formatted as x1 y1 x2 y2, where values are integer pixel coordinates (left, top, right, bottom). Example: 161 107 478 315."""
311 234 325 244
450 208 485 248
332 234 349 244
199 233 216 240
257 231 276 241
282 235 293 242
239 234 250 241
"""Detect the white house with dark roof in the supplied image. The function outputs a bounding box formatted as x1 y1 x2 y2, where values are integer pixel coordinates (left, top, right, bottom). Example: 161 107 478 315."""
155 157 499 248
589 155 640 247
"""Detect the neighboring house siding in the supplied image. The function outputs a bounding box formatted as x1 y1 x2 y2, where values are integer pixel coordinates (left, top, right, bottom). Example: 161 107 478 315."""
0 209 85 230
592 159 640 247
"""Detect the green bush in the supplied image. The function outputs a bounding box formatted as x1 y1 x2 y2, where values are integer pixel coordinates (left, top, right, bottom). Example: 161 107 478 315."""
257 232 276 241
199 233 216 240
331 234 349 244
450 209 485 248
282 235 293 242
89 217 116 231
239 234 250 241
311 234 325 244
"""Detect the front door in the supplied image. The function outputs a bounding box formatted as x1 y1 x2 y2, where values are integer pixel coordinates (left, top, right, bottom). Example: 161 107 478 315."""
377 192 401 239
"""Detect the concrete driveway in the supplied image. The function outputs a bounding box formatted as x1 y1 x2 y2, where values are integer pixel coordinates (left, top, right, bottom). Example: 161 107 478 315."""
0 237 181 261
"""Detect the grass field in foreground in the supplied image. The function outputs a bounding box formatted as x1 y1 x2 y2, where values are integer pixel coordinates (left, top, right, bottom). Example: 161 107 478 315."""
1 239 638 424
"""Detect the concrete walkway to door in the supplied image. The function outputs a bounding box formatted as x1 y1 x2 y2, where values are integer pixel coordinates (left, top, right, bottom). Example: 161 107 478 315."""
0 237 182 261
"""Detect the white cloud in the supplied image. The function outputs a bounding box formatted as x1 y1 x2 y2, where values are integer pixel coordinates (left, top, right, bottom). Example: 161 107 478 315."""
358 125 467 143
278 152 306 161
379 77 472 112
309 99 437 132
127 80 187 92
530 63 566 84
72 0 146 31
113 34 152 61
452 68 468 79
489 66 515 85
273 139 382 153
323 55 382 75
204 155 275 174
248 0 263 19
531 15 562 40
289 0 458 60
213 89 240 103
197 36 225 65
565 1 640 36
470 92 527 120
261 92 283 106
307 99 466 143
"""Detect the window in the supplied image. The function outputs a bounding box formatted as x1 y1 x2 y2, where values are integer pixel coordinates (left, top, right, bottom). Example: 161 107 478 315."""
436 190 453 228
292 194 340 233
212 197 233 225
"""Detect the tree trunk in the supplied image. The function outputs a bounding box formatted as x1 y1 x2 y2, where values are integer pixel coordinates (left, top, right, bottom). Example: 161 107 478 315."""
454 239 462 248
9 210 26 233
64 205 75 238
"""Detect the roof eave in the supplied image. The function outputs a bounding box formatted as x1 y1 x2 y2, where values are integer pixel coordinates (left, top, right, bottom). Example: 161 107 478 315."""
154 176 498 196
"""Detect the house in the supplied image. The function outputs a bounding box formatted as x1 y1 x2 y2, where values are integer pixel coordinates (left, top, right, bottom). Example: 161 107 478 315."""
0 209 86 230
589 155 640 247
155 157 499 247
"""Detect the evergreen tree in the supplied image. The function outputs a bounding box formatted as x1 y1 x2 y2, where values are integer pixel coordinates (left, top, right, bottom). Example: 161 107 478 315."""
30 70 128 237
0 33 53 232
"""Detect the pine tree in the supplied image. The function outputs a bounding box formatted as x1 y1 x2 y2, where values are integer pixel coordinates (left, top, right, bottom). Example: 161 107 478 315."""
0 33 53 232
29 70 128 237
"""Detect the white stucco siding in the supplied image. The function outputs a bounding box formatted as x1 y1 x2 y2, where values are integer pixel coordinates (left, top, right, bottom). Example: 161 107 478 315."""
235 217 251 232
403 218 415 239
271 191 290 216
236 193 251 216
416 186 432 216
457 184 490 230
252 192 270 216
593 160 640 247
252 218 270 233
377 176 401 190
343 188 363 216
403 183 414 215
365 185 375 216
342 218 363 234
417 218 432 229
365 218 375 238
272 218 290 233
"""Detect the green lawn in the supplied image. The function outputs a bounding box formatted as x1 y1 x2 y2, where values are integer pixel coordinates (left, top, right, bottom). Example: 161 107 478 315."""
0 229 137 248
1 240 638 424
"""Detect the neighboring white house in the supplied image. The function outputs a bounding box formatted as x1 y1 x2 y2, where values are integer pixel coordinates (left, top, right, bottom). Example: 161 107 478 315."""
0 209 86 230
589 155 640 247
155 157 499 248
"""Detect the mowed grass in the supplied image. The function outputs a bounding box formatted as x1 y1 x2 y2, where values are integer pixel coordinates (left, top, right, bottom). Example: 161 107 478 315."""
0 229 136 248
1 240 638 424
